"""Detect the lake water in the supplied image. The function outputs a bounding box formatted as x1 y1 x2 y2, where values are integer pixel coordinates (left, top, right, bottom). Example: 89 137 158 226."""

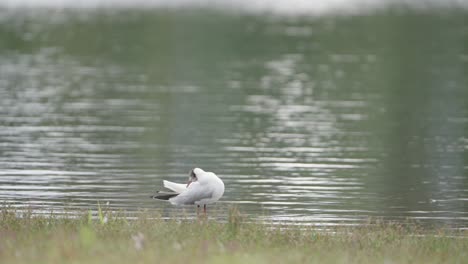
1 3 468 228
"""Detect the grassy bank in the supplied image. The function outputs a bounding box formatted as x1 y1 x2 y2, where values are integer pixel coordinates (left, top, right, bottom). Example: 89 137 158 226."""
0 207 467 264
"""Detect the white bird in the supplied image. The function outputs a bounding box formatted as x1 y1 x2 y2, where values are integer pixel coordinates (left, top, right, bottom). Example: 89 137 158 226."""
151 168 225 215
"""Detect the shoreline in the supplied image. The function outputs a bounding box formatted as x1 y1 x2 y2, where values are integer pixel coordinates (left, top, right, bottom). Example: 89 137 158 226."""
1 207 467 263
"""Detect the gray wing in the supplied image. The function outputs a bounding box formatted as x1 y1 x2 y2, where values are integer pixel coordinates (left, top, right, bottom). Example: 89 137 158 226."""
169 182 213 205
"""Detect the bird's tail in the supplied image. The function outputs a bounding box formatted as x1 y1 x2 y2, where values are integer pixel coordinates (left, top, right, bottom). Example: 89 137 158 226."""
163 180 187 193
150 192 178 200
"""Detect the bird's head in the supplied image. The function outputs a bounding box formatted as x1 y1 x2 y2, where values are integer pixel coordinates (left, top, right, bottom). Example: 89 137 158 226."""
187 168 204 187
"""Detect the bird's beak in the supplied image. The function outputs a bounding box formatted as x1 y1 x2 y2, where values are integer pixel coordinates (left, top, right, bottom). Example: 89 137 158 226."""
186 179 192 188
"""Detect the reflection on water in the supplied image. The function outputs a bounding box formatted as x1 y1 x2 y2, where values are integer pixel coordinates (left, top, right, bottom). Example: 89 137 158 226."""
0 7 468 228
2 0 468 16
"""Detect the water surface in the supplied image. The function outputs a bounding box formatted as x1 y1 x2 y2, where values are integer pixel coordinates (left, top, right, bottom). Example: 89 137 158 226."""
0 6 468 227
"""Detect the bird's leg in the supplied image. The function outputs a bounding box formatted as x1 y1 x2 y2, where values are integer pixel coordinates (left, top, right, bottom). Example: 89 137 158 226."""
203 204 207 216
197 205 200 220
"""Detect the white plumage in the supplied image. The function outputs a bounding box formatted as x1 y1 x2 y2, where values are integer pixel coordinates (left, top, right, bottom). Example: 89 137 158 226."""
163 180 186 194
152 168 225 213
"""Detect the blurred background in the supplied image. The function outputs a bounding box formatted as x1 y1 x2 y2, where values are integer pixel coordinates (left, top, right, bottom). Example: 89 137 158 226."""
0 0 467 228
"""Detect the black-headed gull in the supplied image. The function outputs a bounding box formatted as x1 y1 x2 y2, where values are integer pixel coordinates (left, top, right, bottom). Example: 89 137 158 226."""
151 168 225 215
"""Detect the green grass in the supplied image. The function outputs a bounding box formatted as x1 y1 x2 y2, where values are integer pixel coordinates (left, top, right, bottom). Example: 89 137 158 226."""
0 207 467 264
